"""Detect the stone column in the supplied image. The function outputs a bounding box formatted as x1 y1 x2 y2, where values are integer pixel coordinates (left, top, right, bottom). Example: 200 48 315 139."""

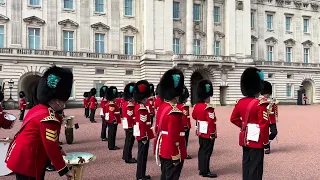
11 0 22 47
80 0 90 51
143 0 155 53
235 0 251 57
224 0 236 56
207 0 214 55
186 0 194 54
164 0 173 53
47 0 57 49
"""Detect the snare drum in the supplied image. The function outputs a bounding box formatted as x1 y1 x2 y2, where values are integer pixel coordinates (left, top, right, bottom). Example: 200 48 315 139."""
1 113 16 129
0 138 12 176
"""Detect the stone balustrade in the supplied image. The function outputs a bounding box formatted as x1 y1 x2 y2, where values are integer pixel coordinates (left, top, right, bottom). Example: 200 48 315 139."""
172 54 237 62
255 60 320 68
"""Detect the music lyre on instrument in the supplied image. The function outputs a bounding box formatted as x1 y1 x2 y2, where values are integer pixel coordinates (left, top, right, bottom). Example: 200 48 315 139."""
1 113 16 129
63 116 75 144
63 152 96 180
0 138 12 176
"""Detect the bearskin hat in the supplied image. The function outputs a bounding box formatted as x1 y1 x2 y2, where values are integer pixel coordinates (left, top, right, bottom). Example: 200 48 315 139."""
90 88 96 96
261 81 272 95
197 80 213 102
158 68 184 101
37 66 73 104
179 85 189 104
155 84 159 95
106 86 118 101
32 84 39 106
100 86 108 98
118 91 123 98
149 84 155 96
83 92 89 98
133 80 151 103
19 91 25 98
241 67 264 97
0 91 3 102
124 83 136 101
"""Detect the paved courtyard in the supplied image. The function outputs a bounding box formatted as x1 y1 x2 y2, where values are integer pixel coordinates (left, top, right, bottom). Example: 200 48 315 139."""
1 105 319 180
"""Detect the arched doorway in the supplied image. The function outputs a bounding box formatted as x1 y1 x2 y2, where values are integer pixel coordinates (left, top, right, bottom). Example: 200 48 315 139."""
19 73 41 108
190 69 211 106
301 80 314 104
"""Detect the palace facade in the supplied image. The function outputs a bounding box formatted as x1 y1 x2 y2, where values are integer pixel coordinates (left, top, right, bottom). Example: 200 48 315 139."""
0 0 319 106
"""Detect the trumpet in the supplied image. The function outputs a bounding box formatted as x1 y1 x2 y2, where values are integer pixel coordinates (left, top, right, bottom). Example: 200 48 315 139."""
64 152 96 180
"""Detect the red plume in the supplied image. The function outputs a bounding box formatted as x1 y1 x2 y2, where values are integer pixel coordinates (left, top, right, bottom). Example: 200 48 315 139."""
138 84 146 93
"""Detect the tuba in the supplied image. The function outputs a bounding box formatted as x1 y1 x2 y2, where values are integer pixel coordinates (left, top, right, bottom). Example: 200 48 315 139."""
63 152 96 180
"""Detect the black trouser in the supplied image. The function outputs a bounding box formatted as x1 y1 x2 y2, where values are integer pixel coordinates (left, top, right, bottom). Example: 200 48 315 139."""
185 128 190 147
198 137 215 175
16 161 47 180
136 140 149 180
85 107 89 117
101 119 108 139
19 110 25 121
269 123 278 141
119 108 122 117
108 123 118 149
242 147 264 180
123 128 135 161
160 157 184 180
150 115 155 126
89 108 96 121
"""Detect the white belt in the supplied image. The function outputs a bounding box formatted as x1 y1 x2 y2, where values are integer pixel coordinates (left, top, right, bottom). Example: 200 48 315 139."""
161 131 185 136
114 112 120 114
146 122 151 125
269 112 274 114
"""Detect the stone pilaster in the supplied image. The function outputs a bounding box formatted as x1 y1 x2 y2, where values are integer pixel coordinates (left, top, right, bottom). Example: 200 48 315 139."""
110 0 120 54
207 0 214 55
186 0 194 54
164 0 173 53
11 0 22 47
80 0 90 51
143 0 155 53
224 0 236 56
47 1 57 48
235 0 251 57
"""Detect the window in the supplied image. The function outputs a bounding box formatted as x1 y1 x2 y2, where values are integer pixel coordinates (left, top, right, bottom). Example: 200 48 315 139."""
28 28 40 50
193 39 201 55
95 33 105 53
193 4 201 21
0 26 4 48
251 44 255 57
268 73 274 78
124 0 133 16
173 38 180 54
303 19 309 33
267 45 273 61
70 81 74 98
29 0 40 6
286 84 292 97
267 14 273 30
251 12 254 28
0 0 4 3
95 68 104 74
287 74 292 79
214 7 220 23
304 48 309 63
64 0 73 9
63 31 74 51
95 83 104 97
173 2 180 19
285 17 291 32
125 69 133 75
124 36 134 55
214 41 220 56
95 0 104 12
286 47 292 62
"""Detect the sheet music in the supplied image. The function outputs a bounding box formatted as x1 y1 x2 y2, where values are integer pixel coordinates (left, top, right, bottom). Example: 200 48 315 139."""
199 121 208 134
105 113 109 120
122 118 128 129
100 109 104 116
133 124 140 137
246 123 260 142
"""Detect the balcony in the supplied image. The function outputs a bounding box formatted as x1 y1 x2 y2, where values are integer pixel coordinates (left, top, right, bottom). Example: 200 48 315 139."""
255 60 320 68
172 54 236 62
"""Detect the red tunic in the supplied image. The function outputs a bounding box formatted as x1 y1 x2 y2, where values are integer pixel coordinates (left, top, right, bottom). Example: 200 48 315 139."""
100 97 108 108
230 97 270 148
154 96 163 111
89 96 97 109
177 104 191 129
122 101 135 129
6 105 68 179
115 98 124 109
83 98 89 108
0 106 5 128
103 101 121 124
192 103 217 139
146 96 155 116
134 104 154 141
19 98 27 110
268 98 278 124
156 102 187 161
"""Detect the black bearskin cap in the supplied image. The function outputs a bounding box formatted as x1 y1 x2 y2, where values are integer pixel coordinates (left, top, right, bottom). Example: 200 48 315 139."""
37 66 73 104
124 83 136 101
197 80 213 102
158 68 184 101
241 67 264 97
90 88 96 96
106 86 118 101
149 84 155 96
83 92 89 98
179 86 189 104
19 91 25 98
133 80 151 103
118 91 123 98
100 86 108 98
0 90 3 102
32 84 39 106
155 84 159 95
261 81 272 95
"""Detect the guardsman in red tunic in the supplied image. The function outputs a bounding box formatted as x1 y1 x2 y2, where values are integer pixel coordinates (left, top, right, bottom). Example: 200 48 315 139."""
177 86 192 160
83 92 90 118
89 88 98 123
146 84 155 125
104 86 121 150
261 81 279 154
5 66 73 180
192 80 217 178
154 85 163 112
115 92 124 117
133 80 154 180
122 83 137 164
230 67 270 180
155 68 186 180
19 91 27 121
100 86 109 141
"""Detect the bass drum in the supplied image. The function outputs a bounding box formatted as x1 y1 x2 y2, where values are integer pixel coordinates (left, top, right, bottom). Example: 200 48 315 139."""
0 139 12 176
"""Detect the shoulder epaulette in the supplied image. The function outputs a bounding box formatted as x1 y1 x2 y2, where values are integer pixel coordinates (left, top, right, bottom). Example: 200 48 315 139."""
205 104 214 110
138 104 147 110
168 105 183 114
258 97 270 105
128 102 134 107
41 108 60 123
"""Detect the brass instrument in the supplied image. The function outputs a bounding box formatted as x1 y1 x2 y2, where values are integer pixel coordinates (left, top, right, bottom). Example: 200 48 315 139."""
63 152 96 180
64 116 75 144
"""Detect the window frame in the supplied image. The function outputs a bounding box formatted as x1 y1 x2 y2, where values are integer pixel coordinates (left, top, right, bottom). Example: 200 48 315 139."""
214 6 220 23
94 82 104 99
173 38 180 54
251 12 254 28
251 43 255 58
285 47 292 62
286 84 293 98
193 39 201 55
63 30 74 52
214 41 220 56
63 0 74 10
303 48 310 63
124 35 134 55
303 18 309 33
173 1 180 20
266 14 273 31
95 33 105 53
29 0 40 6
94 0 104 13
285 16 291 32
124 0 133 17
267 45 273 61
193 4 201 21
0 25 5 48
28 28 41 50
